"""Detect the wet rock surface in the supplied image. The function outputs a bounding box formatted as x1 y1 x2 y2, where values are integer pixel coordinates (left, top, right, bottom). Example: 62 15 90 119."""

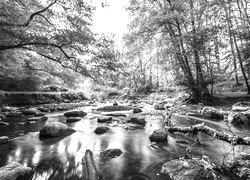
64 110 87 117
228 112 248 126
39 122 75 138
66 117 82 123
201 107 224 120
128 117 146 125
94 126 110 134
100 149 123 159
161 158 217 180
154 104 165 110
97 116 113 123
0 162 33 180
149 129 168 142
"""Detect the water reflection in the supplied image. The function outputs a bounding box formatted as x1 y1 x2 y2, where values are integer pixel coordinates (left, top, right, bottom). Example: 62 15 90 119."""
0 110 249 179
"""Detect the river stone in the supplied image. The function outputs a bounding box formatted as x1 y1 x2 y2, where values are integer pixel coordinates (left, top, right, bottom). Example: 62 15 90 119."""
128 117 146 125
228 112 248 126
94 126 109 134
133 108 142 113
201 107 224 120
154 104 165 110
100 149 123 159
64 110 87 117
0 162 33 180
97 116 112 123
22 108 42 116
37 106 50 112
232 101 250 111
161 158 215 180
66 117 81 123
149 129 168 142
106 112 127 117
27 116 48 122
39 122 75 138
0 136 10 144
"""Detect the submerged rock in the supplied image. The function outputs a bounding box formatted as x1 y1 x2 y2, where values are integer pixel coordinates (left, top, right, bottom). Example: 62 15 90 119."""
66 117 81 123
106 113 127 117
0 136 10 144
149 129 168 142
64 110 87 117
94 126 109 134
97 116 113 123
100 149 123 159
201 107 224 120
228 112 248 126
6 112 22 118
0 162 33 180
1 106 18 112
161 158 216 180
0 122 9 126
39 122 75 138
128 117 146 125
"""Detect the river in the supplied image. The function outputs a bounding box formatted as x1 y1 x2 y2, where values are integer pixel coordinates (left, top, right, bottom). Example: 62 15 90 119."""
0 103 249 180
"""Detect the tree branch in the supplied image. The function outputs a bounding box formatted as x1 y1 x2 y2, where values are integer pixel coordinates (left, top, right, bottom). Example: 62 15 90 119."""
166 123 250 145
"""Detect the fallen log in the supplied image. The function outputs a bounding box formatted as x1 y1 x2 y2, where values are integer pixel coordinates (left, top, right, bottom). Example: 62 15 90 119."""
166 123 250 145
82 150 101 180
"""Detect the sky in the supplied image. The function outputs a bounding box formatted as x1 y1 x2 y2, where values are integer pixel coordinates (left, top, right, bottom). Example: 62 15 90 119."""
90 0 130 48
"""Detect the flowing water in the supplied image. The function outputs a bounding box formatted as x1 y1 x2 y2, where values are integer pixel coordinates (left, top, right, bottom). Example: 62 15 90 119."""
0 103 249 180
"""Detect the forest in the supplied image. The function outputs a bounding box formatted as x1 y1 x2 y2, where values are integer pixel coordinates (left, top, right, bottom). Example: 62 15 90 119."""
0 0 250 179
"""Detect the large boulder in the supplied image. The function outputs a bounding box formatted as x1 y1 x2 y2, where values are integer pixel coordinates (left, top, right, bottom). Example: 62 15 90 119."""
64 110 87 117
201 107 224 120
228 112 248 126
161 158 216 180
149 129 168 142
94 127 109 134
0 162 33 180
128 117 146 126
0 136 10 144
39 122 75 138
100 149 123 159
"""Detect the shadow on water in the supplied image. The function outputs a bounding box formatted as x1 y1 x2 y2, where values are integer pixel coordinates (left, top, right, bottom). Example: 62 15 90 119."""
0 108 249 179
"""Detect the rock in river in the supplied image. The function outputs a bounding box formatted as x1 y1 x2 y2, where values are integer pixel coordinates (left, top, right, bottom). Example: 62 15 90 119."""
161 158 217 180
228 112 248 126
0 136 10 144
27 116 48 122
97 116 113 123
64 110 87 117
128 117 146 125
39 122 75 138
201 107 224 120
0 162 33 180
100 149 123 159
94 126 110 134
66 117 81 123
133 107 142 113
22 108 42 116
149 129 168 142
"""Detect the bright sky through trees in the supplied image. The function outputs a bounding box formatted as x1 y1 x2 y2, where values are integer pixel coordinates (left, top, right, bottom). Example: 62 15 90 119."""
91 0 130 48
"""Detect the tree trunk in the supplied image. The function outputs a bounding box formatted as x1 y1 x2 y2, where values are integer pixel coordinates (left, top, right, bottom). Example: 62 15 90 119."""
233 35 250 94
